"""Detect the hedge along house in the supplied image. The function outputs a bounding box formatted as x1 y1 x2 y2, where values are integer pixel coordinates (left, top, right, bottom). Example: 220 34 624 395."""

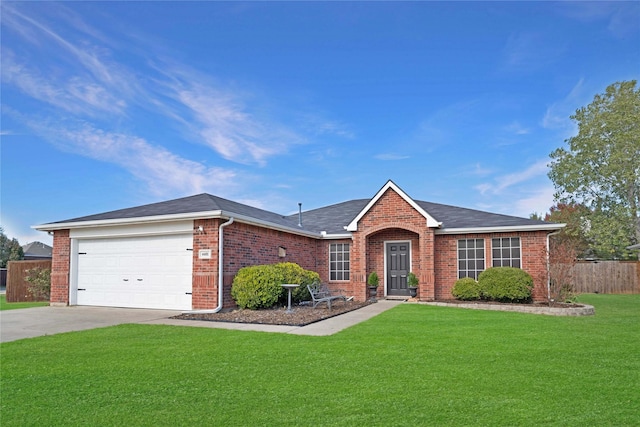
34 180 564 311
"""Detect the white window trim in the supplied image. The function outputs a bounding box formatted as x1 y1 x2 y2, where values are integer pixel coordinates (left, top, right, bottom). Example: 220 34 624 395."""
329 242 350 282
457 238 486 280
491 237 522 268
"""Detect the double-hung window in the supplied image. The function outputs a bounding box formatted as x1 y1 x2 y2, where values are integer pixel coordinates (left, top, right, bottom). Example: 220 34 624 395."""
458 239 485 280
329 243 350 281
492 237 521 268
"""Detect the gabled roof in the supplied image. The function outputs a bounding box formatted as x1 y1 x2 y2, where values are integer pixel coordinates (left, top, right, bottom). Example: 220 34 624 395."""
22 241 53 257
34 182 564 236
346 180 442 231
34 194 309 236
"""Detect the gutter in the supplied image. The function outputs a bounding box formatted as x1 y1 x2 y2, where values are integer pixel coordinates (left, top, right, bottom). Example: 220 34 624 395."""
187 217 234 314
546 229 563 302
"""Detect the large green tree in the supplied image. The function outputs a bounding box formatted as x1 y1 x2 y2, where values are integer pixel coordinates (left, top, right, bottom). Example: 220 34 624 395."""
548 81 640 259
0 227 25 268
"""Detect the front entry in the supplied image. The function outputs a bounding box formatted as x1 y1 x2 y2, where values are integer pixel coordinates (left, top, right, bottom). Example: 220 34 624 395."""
386 242 410 296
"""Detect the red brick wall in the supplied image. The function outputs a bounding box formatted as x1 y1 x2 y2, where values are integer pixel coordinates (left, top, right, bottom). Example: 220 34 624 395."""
434 231 549 301
350 189 433 301
193 220 320 309
50 229 70 305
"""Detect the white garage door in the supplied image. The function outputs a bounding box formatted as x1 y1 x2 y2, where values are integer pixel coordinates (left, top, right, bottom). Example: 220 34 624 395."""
76 234 193 310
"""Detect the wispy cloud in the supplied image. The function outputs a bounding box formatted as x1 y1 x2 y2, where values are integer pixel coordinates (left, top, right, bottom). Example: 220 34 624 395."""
541 78 584 136
1 1 318 189
26 118 239 198
501 31 566 72
558 2 640 39
474 159 549 196
1 49 126 116
375 153 410 161
171 81 303 165
504 121 530 136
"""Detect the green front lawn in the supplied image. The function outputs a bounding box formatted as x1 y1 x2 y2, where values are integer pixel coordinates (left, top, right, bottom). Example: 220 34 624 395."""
0 294 49 310
1 294 639 426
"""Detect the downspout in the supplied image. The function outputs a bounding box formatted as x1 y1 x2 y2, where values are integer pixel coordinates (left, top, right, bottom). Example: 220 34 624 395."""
546 230 562 302
187 217 234 314
213 217 235 313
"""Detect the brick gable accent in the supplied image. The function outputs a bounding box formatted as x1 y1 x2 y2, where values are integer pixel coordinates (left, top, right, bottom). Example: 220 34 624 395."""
350 188 437 301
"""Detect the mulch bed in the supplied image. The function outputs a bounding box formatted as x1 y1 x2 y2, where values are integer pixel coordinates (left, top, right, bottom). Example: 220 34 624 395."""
172 300 373 327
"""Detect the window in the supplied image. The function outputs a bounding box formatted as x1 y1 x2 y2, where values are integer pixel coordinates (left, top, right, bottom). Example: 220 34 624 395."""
329 243 350 281
458 239 485 280
492 237 521 268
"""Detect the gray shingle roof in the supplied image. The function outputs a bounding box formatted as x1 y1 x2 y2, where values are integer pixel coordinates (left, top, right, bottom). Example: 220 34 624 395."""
55 194 300 230
47 192 557 234
22 241 53 257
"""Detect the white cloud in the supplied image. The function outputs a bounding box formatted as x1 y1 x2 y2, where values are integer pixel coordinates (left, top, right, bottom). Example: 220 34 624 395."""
558 2 640 39
511 186 555 218
502 32 567 72
175 85 302 165
1 50 126 116
27 120 239 198
541 78 584 136
504 121 530 135
375 153 410 161
474 159 549 196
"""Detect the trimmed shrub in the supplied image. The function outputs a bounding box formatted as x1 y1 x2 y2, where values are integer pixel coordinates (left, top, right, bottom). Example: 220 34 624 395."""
231 262 320 309
451 277 481 300
478 267 533 303
273 262 320 305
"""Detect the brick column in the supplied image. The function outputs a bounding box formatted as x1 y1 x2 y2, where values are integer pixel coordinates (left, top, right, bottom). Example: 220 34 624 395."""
50 229 70 306
192 219 220 310
419 228 436 301
350 233 367 302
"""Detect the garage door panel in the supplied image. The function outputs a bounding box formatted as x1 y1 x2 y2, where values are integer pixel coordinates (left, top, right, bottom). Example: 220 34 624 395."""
76 234 193 310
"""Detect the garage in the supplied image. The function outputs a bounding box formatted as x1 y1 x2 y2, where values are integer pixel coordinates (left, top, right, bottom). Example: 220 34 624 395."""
75 233 193 310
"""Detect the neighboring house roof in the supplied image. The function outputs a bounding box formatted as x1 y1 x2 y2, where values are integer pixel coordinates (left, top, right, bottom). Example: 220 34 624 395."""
22 241 53 258
34 180 564 236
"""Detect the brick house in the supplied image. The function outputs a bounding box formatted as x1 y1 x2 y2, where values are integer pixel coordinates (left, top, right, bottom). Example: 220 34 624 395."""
35 180 564 310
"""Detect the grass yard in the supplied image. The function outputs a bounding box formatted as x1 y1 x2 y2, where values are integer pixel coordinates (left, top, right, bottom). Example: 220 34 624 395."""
0 294 49 310
1 294 639 426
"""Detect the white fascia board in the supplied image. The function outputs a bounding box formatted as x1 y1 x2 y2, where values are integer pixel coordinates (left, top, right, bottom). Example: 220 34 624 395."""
347 180 442 231
319 233 353 240
33 209 322 239
217 211 321 238
32 211 225 231
434 223 566 235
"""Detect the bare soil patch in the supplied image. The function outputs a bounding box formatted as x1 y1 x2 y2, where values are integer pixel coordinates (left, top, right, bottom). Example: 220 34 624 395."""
173 300 372 327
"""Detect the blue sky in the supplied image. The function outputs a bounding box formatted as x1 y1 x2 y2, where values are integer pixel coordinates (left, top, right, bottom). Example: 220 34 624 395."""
2 1 639 245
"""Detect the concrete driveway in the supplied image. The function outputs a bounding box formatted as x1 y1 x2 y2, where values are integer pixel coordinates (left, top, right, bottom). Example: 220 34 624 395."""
1 300 403 343
0 306 181 343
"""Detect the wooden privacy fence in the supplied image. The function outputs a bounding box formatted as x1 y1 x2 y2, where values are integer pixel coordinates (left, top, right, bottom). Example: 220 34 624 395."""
6 260 52 303
569 261 640 294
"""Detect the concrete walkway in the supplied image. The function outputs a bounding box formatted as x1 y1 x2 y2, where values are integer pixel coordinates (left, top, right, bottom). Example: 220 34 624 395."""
1 300 402 343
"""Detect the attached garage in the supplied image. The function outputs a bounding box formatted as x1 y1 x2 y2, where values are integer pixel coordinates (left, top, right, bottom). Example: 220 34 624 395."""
75 234 193 310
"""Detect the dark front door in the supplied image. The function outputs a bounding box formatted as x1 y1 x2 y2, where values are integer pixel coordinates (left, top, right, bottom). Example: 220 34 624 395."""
386 242 410 296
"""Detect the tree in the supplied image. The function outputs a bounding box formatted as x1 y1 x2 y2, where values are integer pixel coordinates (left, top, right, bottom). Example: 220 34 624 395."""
548 81 640 259
544 203 591 259
0 227 24 268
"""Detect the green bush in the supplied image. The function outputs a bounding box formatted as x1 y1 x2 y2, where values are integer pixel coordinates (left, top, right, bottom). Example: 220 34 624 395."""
451 277 481 300
272 262 320 305
24 267 51 301
478 267 533 303
231 263 320 309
